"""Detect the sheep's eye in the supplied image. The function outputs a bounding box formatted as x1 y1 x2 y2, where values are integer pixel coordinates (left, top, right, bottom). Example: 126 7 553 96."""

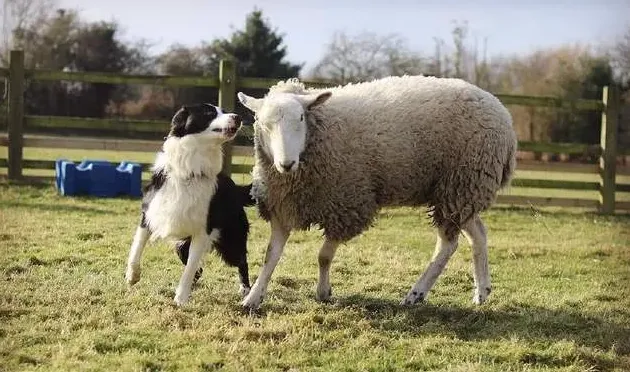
300 114 304 121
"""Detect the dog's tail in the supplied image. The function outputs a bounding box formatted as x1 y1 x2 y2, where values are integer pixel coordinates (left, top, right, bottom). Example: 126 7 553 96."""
237 183 256 207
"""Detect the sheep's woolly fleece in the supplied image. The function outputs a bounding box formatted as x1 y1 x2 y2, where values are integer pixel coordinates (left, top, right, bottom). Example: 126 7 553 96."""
251 76 517 241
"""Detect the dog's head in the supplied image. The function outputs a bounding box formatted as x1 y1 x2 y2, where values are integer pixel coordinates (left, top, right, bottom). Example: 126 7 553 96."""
169 103 242 142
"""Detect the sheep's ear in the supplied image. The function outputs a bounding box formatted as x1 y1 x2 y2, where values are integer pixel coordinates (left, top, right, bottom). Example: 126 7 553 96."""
298 92 332 110
237 92 263 112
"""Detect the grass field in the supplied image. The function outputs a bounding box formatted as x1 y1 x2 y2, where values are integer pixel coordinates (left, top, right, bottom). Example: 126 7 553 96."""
1 173 630 371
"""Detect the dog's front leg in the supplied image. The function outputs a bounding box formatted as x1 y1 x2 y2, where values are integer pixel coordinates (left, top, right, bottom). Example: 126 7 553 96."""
173 232 212 306
174 238 203 283
125 225 150 285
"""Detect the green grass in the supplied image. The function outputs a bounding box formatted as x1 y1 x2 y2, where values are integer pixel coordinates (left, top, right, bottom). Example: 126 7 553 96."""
1 181 629 371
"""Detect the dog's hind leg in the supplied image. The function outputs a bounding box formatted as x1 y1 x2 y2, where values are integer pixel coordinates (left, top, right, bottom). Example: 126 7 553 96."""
125 223 150 286
237 258 250 297
174 238 203 283
174 231 216 306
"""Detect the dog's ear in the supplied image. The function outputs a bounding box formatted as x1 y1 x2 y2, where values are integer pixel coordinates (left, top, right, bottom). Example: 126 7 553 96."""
170 105 190 137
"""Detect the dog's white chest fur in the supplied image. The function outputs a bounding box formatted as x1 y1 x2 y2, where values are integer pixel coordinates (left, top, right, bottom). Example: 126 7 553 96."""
145 177 216 240
143 139 222 241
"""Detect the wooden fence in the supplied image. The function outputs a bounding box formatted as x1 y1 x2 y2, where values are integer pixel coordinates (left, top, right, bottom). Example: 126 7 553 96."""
1 49 628 214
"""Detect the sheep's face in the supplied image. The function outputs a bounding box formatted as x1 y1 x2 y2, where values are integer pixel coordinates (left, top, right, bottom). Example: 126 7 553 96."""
238 91 331 174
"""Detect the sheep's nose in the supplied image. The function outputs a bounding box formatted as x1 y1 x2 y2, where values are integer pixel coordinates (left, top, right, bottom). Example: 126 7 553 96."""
280 161 295 172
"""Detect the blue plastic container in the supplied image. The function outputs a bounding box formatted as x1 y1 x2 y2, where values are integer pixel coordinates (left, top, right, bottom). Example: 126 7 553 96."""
55 159 142 197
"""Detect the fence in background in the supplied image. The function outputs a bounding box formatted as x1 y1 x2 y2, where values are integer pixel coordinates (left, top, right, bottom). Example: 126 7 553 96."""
1 50 628 214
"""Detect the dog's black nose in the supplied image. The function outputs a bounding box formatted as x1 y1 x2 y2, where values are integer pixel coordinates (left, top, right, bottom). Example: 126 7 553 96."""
280 161 295 172
230 114 242 125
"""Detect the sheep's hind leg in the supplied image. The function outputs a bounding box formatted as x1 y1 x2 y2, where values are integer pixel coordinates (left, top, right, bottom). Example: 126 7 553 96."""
242 217 290 310
401 226 459 305
462 215 491 305
316 238 340 302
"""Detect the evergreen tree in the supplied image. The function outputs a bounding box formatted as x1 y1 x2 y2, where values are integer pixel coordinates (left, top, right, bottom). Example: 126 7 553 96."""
208 9 302 78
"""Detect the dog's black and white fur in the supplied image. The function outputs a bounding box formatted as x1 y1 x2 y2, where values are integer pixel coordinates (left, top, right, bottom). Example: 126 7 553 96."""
125 103 254 306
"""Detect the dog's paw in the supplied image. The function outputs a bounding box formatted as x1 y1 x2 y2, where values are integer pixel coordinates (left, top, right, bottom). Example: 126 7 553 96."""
473 286 492 305
400 290 425 306
173 291 190 307
239 284 251 298
125 266 141 286
241 289 264 311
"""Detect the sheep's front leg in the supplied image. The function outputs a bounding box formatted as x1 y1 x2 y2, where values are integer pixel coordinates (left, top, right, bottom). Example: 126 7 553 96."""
125 225 150 285
316 238 339 302
462 215 491 305
401 227 459 305
174 232 212 306
242 218 290 310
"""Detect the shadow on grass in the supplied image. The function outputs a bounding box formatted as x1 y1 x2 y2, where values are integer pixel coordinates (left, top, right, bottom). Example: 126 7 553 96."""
491 204 630 219
0 200 112 214
334 294 630 357
0 178 53 188
376 204 630 224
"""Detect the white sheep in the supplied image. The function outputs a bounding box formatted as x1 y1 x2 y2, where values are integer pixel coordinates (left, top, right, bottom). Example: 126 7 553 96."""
237 75 517 310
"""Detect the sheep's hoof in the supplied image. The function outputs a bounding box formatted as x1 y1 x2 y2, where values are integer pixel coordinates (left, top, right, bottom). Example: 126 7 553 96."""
316 285 332 302
125 266 141 286
239 284 251 298
473 286 492 305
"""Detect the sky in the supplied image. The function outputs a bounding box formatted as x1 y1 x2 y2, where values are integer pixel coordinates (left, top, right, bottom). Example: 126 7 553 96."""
57 0 630 73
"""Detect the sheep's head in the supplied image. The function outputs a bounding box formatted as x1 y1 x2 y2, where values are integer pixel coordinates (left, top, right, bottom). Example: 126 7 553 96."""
238 90 331 174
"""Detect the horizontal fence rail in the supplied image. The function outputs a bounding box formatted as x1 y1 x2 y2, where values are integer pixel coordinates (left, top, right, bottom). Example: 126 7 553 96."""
26 115 171 134
0 67 608 110
0 158 254 175
28 70 221 87
0 50 626 214
2 133 629 192
0 134 255 155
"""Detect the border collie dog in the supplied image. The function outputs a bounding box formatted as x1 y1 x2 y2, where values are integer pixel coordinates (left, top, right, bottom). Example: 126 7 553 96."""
125 103 254 306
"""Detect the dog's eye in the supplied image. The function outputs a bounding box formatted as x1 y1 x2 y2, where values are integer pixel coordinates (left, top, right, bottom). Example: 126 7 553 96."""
300 114 304 121
211 128 222 132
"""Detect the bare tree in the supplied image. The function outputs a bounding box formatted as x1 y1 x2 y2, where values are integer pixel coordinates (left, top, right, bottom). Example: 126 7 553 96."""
310 31 426 83
451 20 468 79
611 26 630 89
155 44 207 75
0 0 56 65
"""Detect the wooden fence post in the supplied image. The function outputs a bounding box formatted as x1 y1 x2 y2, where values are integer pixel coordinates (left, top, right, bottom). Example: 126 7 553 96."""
218 59 236 177
599 85 619 214
8 50 25 180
